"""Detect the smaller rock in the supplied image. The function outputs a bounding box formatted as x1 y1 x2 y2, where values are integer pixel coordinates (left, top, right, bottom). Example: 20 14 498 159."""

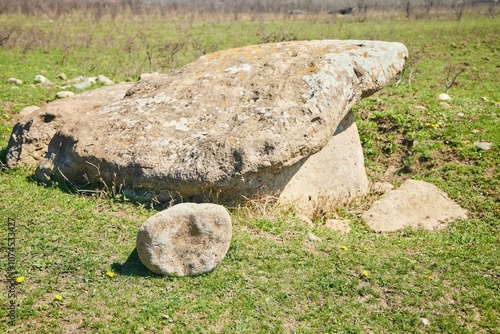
438 93 451 101
56 91 75 99
34 75 50 84
439 102 452 109
97 75 114 85
420 318 430 326
307 232 321 242
474 141 492 150
471 129 481 134
136 203 232 276
481 96 488 102
371 182 394 195
19 106 40 118
7 78 23 85
324 219 351 234
362 179 468 232
66 76 85 84
58 73 67 80
73 80 93 89
88 77 98 84
139 72 160 81
457 112 465 117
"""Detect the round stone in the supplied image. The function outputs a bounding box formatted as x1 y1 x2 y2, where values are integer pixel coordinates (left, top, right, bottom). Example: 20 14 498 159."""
136 203 232 276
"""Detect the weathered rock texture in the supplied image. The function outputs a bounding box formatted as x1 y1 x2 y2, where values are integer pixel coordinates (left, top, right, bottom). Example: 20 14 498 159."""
136 203 232 276
6 40 408 211
277 110 368 215
362 179 468 232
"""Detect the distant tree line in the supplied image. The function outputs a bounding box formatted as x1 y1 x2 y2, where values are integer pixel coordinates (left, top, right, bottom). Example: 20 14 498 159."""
0 0 496 19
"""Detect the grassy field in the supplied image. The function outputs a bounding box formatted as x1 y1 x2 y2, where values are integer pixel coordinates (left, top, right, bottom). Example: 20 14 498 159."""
1 10 499 333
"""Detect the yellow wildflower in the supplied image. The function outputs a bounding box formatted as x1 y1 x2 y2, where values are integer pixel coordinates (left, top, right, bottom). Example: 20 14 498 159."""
341 245 348 251
106 270 115 278
54 294 63 301
362 270 369 277
16 276 25 283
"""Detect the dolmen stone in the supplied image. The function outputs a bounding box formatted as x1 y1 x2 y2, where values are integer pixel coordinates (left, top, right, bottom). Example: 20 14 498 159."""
6 40 408 215
362 179 468 232
136 203 232 276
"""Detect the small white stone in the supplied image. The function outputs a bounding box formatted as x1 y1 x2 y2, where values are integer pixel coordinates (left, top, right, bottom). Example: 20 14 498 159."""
438 93 451 101
56 91 75 99
34 74 50 84
7 78 23 85
307 232 321 242
97 75 115 86
420 318 430 326
474 141 492 150
73 80 92 89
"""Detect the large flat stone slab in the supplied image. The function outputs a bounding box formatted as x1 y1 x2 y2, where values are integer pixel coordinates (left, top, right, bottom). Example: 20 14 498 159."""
6 40 407 208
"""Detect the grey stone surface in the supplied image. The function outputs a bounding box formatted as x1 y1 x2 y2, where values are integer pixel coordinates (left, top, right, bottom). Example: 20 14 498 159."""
474 141 492 150
136 203 232 276
362 179 468 232
97 75 115 85
277 110 368 216
6 40 407 213
34 74 50 84
18 106 40 119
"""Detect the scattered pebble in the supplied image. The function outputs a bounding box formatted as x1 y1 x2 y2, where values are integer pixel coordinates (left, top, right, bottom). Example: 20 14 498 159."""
56 91 75 99
420 318 431 326
139 72 160 80
457 112 465 117
34 74 50 84
7 78 23 85
66 76 85 84
73 80 92 89
438 93 451 101
474 141 492 150
97 75 114 85
481 96 489 102
58 73 67 80
471 129 481 134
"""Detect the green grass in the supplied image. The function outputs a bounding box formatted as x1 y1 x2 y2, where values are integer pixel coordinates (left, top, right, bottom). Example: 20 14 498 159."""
1 11 499 333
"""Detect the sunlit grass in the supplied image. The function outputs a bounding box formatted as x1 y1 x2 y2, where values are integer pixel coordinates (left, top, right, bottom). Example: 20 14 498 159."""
0 11 498 333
